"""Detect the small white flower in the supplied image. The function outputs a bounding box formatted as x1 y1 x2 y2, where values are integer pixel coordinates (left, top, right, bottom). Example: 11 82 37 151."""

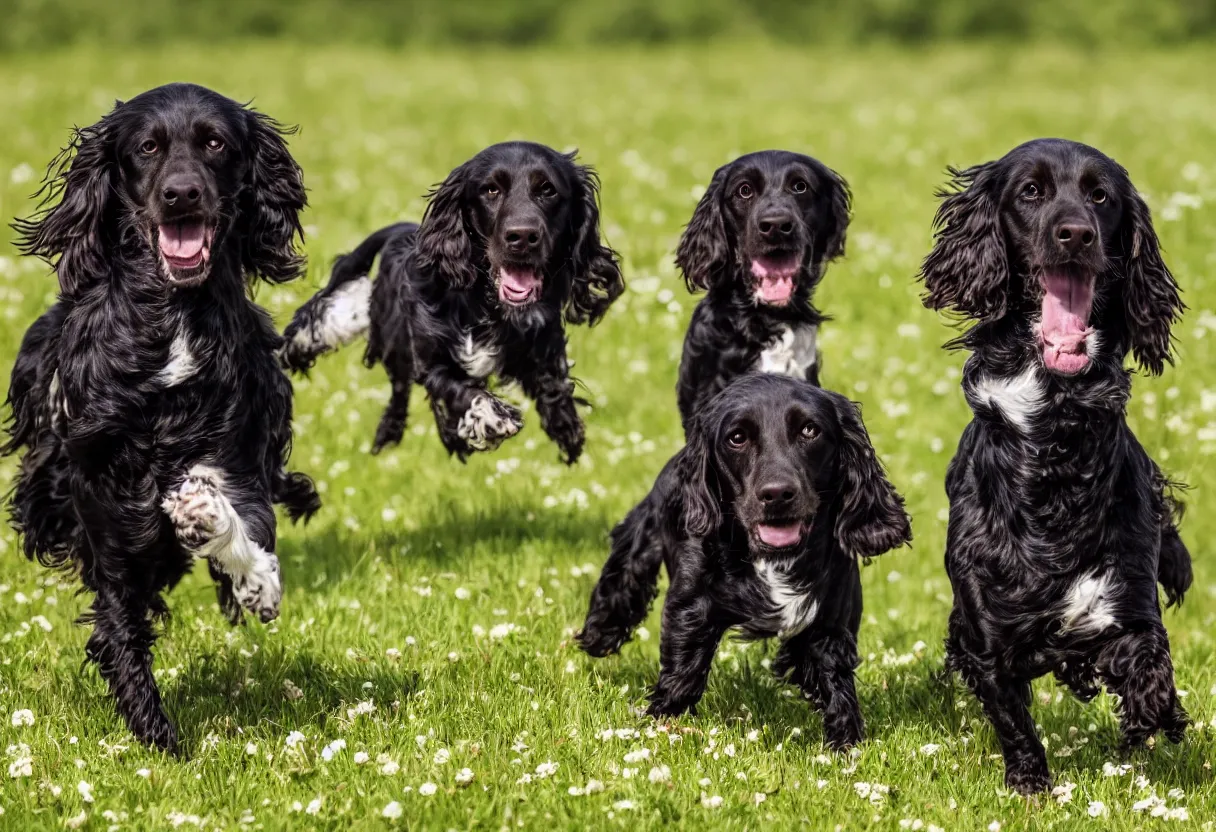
386 648 402 661
535 761 558 778
305 798 322 815
136 768 151 778
77 780 94 802
701 793 724 809
455 768 474 786
489 623 518 640
10 710 34 727
613 800 635 811
65 811 87 830
623 748 651 764
746 729 760 742
285 731 306 748
648 765 671 784
244 742 258 755
419 782 437 796
380 759 400 775
516 773 533 785
988 823 1001 832
381 801 403 819
1167 788 1185 800
321 739 347 761
1051 782 1076 805
919 743 940 756
753 793 767 805
8 757 32 778
1166 807 1189 821
283 679 304 701
1087 801 1108 818
433 748 451 765
723 743 736 758
353 751 370 765
1102 761 1132 777
346 700 376 719
454 587 471 600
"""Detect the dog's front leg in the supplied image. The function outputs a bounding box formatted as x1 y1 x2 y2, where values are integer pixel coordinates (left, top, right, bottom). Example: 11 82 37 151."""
518 348 584 465
647 581 727 718
776 628 864 750
964 668 1050 794
423 366 522 460
1098 622 1189 747
162 465 281 624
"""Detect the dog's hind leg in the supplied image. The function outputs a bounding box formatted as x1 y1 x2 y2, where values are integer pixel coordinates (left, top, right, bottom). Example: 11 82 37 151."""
1098 623 1189 747
372 344 415 454
163 465 281 624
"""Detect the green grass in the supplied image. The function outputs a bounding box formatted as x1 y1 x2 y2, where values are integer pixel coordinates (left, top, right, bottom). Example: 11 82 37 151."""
1 43 1215 831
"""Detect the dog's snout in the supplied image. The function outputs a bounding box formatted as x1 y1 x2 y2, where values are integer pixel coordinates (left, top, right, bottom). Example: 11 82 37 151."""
758 479 799 506
504 223 542 254
162 174 203 208
757 213 796 242
1055 221 1096 254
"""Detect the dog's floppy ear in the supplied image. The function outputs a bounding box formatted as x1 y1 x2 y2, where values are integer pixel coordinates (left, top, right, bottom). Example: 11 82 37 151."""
565 160 624 326
13 120 114 296
818 166 853 264
919 162 1009 320
831 396 911 558
1118 184 1184 376
415 161 477 288
241 111 307 284
678 418 722 538
676 164 731 292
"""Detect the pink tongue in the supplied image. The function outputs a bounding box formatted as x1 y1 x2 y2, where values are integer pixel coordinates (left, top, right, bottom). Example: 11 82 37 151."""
1040 271 1094 373
499 267 541 301
751 257 798 303
159 223 206 259
756 523 803 548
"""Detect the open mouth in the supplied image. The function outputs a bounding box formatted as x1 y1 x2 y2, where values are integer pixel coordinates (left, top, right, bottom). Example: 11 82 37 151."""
750 253 802 305
496 265 543 306
1038 270 1095 375
157 220 214 286
752 520 810 551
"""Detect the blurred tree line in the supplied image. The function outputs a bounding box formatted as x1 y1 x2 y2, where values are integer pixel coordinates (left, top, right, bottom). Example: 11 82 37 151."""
2 0 1215 51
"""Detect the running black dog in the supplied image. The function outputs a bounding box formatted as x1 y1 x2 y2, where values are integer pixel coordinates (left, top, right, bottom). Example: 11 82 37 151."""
578 375 910 748
280 142 623 463
919 138 1190 794
6 83 319 752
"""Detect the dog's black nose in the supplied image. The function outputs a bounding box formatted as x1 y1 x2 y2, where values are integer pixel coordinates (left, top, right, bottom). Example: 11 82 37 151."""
504 224 542 254
162 175 203 207
1055 222 1096 254
758 480 798 506
757 213 796 242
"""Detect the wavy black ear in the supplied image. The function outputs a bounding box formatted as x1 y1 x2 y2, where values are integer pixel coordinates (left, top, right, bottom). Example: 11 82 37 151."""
13 120 114 296
565 161 624 326
832 397 911 559
817 166 853 264
678 421 722 538
676 165 730 292
241 111 307 284
1119 186 1183 375
919 162 1009 319
415 162 476 287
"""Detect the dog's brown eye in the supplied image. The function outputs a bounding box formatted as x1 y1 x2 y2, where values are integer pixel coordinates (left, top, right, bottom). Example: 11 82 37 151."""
791 179 808 194
537 181 556 198
727 429 748 448
482 184 500 197
737 183 754 199
141 140 158 155
1021 183 1040 200
206 138 224 152
801 422 820 440
1091 188 1107 204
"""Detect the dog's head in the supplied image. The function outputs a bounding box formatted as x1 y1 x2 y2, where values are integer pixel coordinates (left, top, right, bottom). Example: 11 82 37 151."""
14 82 306 294
676 150 851 306
920 138 1183 376
678 374 910 560
413 141 623 325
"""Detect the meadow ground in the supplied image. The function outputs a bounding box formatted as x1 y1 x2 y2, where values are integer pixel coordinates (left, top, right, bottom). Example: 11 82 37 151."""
1 43 1215 831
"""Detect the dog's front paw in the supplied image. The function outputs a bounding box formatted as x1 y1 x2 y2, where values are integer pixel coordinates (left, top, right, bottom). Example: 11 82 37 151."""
1005 765 1052 796
575 625 628 658
163 472 229 550
457 394 523 452
230 552 282 623
646 693 696 720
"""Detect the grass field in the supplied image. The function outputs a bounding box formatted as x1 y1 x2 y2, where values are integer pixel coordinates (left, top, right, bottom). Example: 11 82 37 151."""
1 43 1215 830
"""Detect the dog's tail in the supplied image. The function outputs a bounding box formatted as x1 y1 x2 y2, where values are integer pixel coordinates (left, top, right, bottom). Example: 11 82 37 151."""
576 460 678 657
1156 475 1191 608
279 222 416 374
273 469 322 524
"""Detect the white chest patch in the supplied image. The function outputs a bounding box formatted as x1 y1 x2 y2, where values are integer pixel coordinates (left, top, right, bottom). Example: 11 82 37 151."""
969 364 1044 433
757 324 818 379
457 333 502 379
1059 572 1116 635
755 559 819 637
157 330 198 387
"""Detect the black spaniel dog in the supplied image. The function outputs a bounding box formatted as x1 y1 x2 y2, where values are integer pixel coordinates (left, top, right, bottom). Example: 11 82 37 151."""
919 138 1190 794
280 141 623 463
578 374 910 748
675 150 850 432
6 83 320 752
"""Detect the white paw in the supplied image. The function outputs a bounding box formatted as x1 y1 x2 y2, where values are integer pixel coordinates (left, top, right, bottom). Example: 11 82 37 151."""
230 552 282 623
163 472 230 550
456 394 523 451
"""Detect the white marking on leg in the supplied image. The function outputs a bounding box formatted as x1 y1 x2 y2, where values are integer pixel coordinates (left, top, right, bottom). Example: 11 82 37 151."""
161 464 281 622
755 559 819 637
456 394 522 451
157 330 198 387
291 276 372 355
456 333 502 379
1059 572 1116 634
757 324 818 378
969 364 1044 433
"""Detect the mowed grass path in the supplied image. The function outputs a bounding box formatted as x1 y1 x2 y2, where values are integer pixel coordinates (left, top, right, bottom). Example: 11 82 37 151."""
1 45 1215 831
